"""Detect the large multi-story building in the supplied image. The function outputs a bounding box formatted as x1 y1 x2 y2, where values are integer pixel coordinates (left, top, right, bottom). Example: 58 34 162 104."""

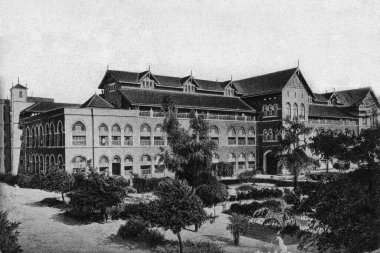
1 66 379 178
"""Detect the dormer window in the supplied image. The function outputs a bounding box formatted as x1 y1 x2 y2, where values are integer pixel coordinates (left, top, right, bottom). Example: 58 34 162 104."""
224 86 234 97
141 78 155 89
183 82 195 93
109 83 115 92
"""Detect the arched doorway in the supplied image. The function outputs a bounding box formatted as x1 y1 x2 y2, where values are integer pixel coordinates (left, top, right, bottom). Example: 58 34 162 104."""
263 150 278 175
112 156 121 176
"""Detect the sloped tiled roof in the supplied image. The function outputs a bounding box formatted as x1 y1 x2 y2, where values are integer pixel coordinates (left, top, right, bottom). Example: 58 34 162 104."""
80 94 114 108
118 89 254 112
27 97 54 103
22 102 80 114
313 93 333 102
309 104 359 118
237 68 298 96
11 83 27 90
333 88 371 106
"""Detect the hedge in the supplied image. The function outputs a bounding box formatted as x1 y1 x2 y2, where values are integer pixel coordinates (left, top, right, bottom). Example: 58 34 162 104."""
132 177 174 193
227 199 281 217
235 188 283 201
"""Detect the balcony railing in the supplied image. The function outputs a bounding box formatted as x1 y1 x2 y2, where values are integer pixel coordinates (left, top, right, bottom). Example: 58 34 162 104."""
140 140 151 146
124 140 133 146
228 138 237 145
112 139 121 145
139 111 150 117
154 140 165 146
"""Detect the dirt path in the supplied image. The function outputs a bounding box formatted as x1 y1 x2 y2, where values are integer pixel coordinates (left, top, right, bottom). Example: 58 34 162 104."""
0 182 306 253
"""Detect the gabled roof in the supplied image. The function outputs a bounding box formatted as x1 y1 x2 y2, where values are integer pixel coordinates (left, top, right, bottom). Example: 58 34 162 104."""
313 92 333 103
332 87 372 106
80 94 114 108
21 102 80 114
118 88 254 113
237 68 298 96
27 97 54 103
11 83 27 90
309 104 359 119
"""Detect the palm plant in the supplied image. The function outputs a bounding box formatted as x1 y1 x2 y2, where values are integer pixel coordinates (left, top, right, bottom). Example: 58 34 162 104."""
253 199 296 239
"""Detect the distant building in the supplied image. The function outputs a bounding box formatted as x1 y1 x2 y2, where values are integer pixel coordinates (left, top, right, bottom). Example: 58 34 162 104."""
1 67 379 177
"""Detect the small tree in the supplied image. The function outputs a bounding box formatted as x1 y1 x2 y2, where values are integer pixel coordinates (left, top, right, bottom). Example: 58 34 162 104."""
277 120 314 190
211 162 234 178
254 199 295 239
142 180 207 253
196 183 229 216
39 165 74 203
0 211 22 253
226 213 250 245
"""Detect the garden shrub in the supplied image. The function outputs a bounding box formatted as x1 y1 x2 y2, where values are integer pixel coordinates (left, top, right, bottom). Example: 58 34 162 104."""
39 197 65 207
139 228 166 247
0 173 19 186
235 184 254 192
0 211 22 253
237 170 256 183
228 200 281 217
196 183 228 208
235 187 283 200
153 240 224 253
109 203 148 220
132 177 173 193
117 218 147 239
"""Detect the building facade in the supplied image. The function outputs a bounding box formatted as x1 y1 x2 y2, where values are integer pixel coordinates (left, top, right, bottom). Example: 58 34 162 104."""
2 66 379 178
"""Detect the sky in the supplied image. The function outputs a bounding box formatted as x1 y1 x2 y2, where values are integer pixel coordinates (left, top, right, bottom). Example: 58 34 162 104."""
1 0 380 103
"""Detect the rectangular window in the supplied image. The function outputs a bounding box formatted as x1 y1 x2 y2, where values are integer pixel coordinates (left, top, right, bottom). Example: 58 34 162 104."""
141 165 151 175
140 136 151 146
248 137 255 145
154 136 164 146
73 136 86 146
99 136 109 146
238 162 246 170
228 137 236 145
211 137 219 145
124 136 133 146
124 166 133 175
238 137 246 145
19 91 23 98
112 136 121 145
248 161 255 169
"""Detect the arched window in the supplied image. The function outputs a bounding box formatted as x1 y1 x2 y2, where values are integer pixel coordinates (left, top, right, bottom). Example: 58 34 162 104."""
238 127 246 145
39 125 44 147
72 121 86 146
293 103 298 120
57 155 63 169
268 105 273 116
300 103 305 120
263 129 268 142
238 153 246 170
248 153 256 169
112 156 121 175
99 124 109 146
33 155 37 173
285 102 291 119
248 127 255 145
49 155 55 168
39 155 43 173
26 128 30 147
140 155 152 176
140 124 151 146
72 156 86 173
210 125 219 144
32 127 36 147
273 104 278 116
262 105 267 116
57 121 64 146
268 129 273 141
112 124 121 145
274 129 279 141
26 155 30 172
50 123 55 146
154 124 164 146
45 155 49 172
124 125 133 146
99 155 109 174
154 155 165 174
228 153 236 172
124 155 133 175
227 127 236 145
45 124 50 146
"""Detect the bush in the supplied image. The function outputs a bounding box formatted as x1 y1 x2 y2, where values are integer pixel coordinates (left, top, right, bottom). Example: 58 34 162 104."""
153 240 224 253
126 186 137 194
196 183 228 208
0 211 22 253
236 187 283 200
132 177 173 193
228 200 281 217
237 170 256 183
139 228 166 247
235 184 254 192
227 213 250 245
109 203 148 220
39 198 65 207
117 218 147 239
0 174 18 186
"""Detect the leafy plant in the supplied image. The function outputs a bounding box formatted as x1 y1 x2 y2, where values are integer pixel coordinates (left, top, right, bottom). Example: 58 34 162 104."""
237 170 256 183
117 217 147 239
226 213 250 245
196 183 228 216
39 166 74 203
0 211 22 253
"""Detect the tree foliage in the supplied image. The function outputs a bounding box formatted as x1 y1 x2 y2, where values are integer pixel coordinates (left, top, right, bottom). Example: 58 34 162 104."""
277 120 315 190
196 183 228 216
39 165 75 203
67 170 129 221
298 168 380 252
162 96 218 186
0 211 22 253
226 213 250 245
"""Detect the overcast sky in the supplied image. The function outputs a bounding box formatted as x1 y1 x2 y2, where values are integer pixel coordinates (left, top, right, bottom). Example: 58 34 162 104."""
1 0 380 103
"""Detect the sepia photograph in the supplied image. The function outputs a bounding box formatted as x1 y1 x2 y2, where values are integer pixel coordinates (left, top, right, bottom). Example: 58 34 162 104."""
0 1 379 252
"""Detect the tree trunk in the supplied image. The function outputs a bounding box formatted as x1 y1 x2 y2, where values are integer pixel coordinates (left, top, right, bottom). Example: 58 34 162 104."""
213 205 216 217
326 157 329 174
61 192 65 203
233 232 240 245
293 170 298 191
177 232 183 253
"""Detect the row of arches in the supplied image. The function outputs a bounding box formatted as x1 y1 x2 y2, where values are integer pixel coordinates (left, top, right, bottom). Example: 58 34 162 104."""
263 129 279 142
26 154 63 174
26 121 64 148
262 104 279 117
285 102 306 120
227 153 256 171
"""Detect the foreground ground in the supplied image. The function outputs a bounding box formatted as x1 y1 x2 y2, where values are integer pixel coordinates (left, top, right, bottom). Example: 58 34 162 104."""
0 182 305 253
